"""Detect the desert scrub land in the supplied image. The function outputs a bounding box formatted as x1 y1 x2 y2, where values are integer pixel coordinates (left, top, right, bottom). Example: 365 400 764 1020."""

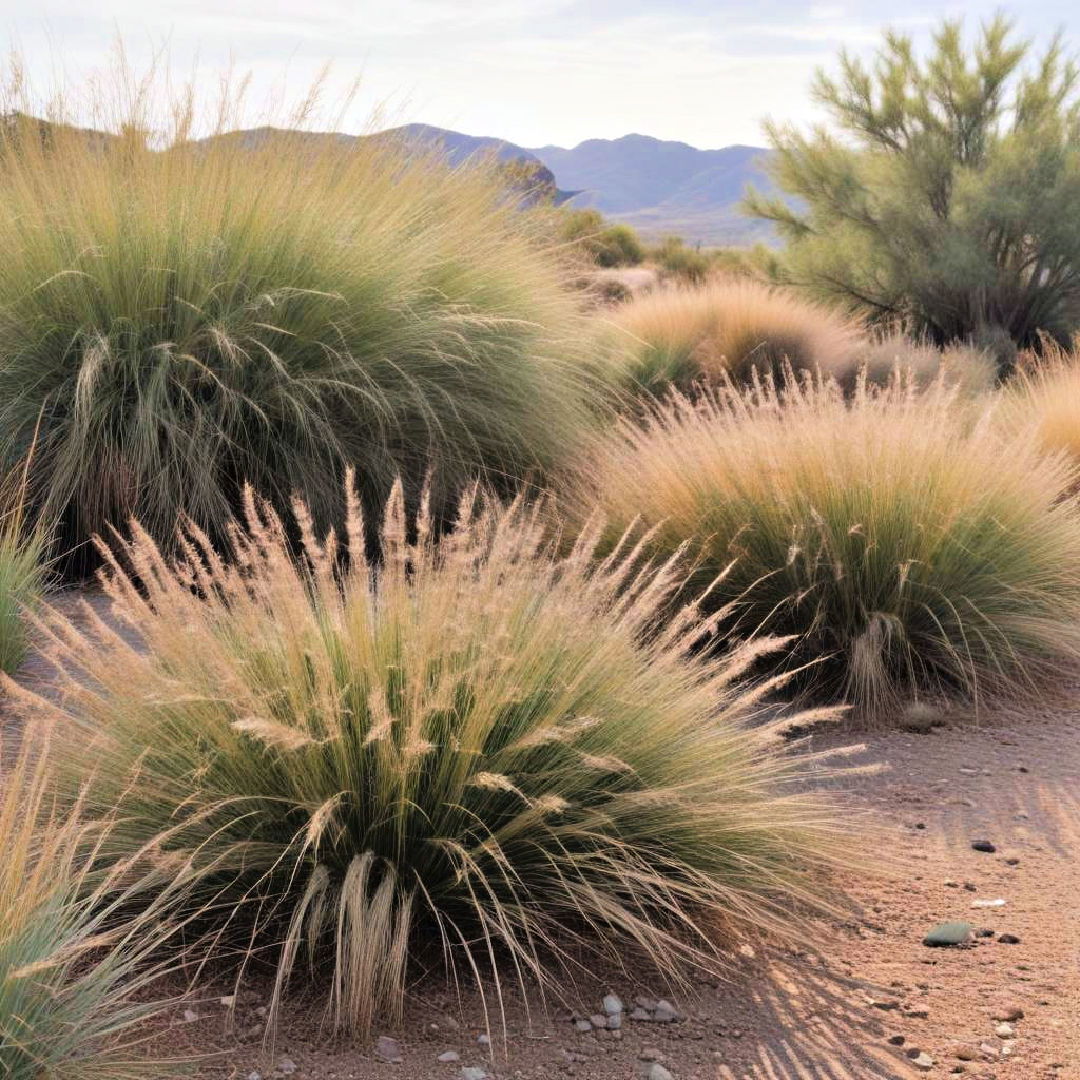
3 15 1080 1080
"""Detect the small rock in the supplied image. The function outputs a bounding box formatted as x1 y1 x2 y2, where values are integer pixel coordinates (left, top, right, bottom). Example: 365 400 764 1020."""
246 1073 263 1080
219 995 236 1008
904 1007 929 1019
888 1034 906 1046
995 1023 1015 1038
911 1052 934 1071
970 840 997 853
437 1051 460 1063
737 943 756 960
647 1065 674 1080
602 994 623 1016
1005 857 1020 866
182 1009 198 1023
461 1069 488 1080
375 1036 403 1064
652 1000 679 1023
574 1020 592 1033
476 1034 490 1047
980 1042 1000 1059
629 1007 652 1022
991 1003 1024 1021
955 1045 979 1061
589 1014 608 1030
975 928 996 938
607 1012 622 1030
634 996 658 1011
923 921 973 947
971 898 1005 908
998 933 1022 944
276 1060 297 1077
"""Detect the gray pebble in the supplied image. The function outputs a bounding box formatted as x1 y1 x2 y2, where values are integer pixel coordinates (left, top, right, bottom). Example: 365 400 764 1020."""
602 993 624 1016
437 1051 460 1063
375 1036 403 1064
652 1000 679 1023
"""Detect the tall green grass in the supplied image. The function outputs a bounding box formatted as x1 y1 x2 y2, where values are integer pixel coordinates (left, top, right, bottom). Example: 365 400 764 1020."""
0 74 597 572
22 476 855 1034
0 516 45 675
576 376 1080 721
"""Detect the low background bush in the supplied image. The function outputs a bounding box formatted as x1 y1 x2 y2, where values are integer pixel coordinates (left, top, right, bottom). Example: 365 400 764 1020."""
557 207 645 267
27 479 854 1035
574 378 1080 721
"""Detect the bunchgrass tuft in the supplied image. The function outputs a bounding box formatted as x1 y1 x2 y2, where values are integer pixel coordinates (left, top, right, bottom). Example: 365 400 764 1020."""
0 68 597 573
17 475 855 1035
575 376 1080 721
610 278 866 395
999 346 1080 468
0 513 46 675
0 728 187 1078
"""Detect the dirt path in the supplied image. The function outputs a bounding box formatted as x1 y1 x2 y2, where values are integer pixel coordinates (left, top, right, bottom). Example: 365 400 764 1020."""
6 595 1080 1079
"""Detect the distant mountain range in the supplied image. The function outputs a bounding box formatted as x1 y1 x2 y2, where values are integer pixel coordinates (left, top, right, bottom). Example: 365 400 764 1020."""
387 126 779 247
528 134 778 247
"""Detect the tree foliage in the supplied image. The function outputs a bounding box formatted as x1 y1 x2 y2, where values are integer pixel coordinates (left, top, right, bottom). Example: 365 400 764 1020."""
745 17 1080 357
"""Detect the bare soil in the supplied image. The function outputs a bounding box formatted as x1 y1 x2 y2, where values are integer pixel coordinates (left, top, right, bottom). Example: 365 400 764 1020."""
7 592 1080 1079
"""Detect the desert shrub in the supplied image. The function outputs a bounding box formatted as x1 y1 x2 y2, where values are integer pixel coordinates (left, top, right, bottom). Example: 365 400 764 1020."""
843 336 998 397
0 730 186 1079
27 477 852 1035
650 236 712 284
577 379 1080 721
746 17 1080 349
557 208 644 267
0 81 596 574
611 279 865 395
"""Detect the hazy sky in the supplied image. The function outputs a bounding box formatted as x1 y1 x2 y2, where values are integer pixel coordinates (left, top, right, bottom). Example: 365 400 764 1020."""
0 1 1076 149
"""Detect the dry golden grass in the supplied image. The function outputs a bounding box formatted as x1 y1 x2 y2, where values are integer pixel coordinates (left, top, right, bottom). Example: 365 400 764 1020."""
850 335 998 397
999 346 1080 464
12 475 859 1035
609 278 866 394
571 375 1080 721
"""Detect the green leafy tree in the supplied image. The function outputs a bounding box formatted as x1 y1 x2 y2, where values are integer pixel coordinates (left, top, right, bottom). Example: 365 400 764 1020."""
745 17 1080 358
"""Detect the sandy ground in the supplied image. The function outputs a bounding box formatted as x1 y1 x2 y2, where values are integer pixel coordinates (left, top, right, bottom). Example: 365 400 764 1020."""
7 594 1080 1079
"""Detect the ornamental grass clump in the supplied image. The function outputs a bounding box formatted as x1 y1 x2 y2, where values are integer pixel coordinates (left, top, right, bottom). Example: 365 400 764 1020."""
611 278 865 395
0 70 596 573
0 731 187 1079
577 377 1080 721
14 475 855 1035
999 346 1080 467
